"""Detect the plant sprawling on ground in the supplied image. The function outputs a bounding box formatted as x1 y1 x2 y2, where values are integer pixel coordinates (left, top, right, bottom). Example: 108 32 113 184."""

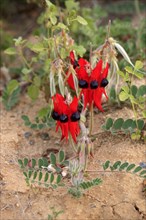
2 0 146 199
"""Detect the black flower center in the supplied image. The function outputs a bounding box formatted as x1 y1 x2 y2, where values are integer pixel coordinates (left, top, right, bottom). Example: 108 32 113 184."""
90 80 98 89
52 111 60 121
59 114 68 123
79 80 88 88
100 78 109 87
70 111 80 122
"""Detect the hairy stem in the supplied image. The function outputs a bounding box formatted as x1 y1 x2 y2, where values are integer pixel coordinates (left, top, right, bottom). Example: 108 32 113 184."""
89 102 94 136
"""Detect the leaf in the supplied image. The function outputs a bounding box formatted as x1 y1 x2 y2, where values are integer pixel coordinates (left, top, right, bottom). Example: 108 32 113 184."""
50 153 56 165
7 80 19 95
125 66 133 74
76 16 88 25
133 166 142 173
126 164 136 171
2 86 21 111
122 119 133 130
31 159 36 168
42 157 49 167
105 118 113 130
52 184 57 189
103 160 110 170
131 85 138 97
137 119 144 130
134 70 143 79
135 60 143 70
136 85 146 97
33 171 37 180
131 132 141 140
38 124 45 129
31 42 45 53
114 43 134 67
33 76 41 87
139 170 146 176
28 170 33 178
24 158 29 167
117 70 125 78
112 161 121 170
121 86 129 93
58 150 65 163
27 85 39 101
109 87 116 101
57 22 69 30
113 118 124 130
50 173 54 183
44 172 49 182
21 115 29 122
56 174 62 184
4 47 16 55
38 171 43 181
38 158 43 168
119 91 129 101
30 124 38 129
65 0 79 10
23 172 28 178
92 178 102 185
22 68 32 75
72 45 86 57
50 73 56 97
60 48 67 59
119 162 129 170
49 14 57 25
18 159 23 168
58 72 65 96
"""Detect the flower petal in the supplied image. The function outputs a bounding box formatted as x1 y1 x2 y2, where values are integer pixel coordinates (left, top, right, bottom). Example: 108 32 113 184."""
66 71 75 90
70 51 75 65
91 59 103 80
69 121 80 143
102 63 109 79
69 96 79 113
93 88 104 112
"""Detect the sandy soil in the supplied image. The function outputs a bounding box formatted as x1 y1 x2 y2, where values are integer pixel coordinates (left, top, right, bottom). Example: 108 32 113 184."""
0 93 146 220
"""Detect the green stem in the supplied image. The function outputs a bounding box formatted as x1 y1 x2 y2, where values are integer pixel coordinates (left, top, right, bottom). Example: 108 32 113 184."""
69 134 77 154
134 0 141 18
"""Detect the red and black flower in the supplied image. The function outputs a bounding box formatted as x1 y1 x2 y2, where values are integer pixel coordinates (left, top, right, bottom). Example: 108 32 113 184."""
52 94 80 143
67 51 109 111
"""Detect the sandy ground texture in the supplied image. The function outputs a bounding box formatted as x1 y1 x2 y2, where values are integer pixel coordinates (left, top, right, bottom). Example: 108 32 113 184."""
0 94 146 220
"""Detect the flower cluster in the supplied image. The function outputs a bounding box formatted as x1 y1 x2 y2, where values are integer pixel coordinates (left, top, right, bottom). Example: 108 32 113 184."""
67 51 109 111
52 51 109 143
52 94 80 143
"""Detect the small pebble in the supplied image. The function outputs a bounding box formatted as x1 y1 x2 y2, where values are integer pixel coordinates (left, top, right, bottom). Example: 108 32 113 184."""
90 204 96 208
24 132 32 139
29 140 35 145
139 162 146 169
40 132 50 140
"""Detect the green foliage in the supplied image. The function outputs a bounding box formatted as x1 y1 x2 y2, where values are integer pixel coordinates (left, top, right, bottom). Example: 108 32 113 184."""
68 177 102 198
2 80 21 110
48 207 63 220
102 117 145 140
18 155 63 188
21 105 55 129
102 161 146 178
115 60 146 140
79 178 102 190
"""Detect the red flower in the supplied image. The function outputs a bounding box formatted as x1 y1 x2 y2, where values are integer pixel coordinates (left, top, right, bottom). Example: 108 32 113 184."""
67 51 109 111
52 94 80 143
66 51 89 90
